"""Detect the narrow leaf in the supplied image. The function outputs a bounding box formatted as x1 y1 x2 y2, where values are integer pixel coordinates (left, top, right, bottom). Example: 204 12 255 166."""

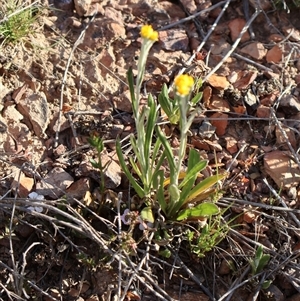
155 126 176 174
176 203 219 221
127 67 137 116
144 94 157 164
158 84 172 116
153 170 167 214
191 92 203 105
116 139 144 198
141 206 154 223
185 173 227 204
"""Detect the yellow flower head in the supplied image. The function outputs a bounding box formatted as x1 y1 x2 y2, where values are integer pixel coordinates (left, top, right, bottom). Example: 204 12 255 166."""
174 74 194 96
140 25 159 41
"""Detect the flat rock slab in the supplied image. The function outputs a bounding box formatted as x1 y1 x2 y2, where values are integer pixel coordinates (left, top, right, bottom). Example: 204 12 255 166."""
264 150 300 189
16 91 50 137
36 167 74 199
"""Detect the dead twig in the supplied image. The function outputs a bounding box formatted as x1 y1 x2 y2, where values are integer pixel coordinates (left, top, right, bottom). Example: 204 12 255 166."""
54 13 97 148
204 7 262 82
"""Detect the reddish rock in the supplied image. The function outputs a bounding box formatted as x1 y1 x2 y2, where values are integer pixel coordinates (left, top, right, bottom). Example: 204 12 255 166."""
66 178 91 205
36 167 74 199
218 259 232 275
240 42 267 60
159 29 189 52
74 0 103 17
16 91 50 138
210 112 228 136
266 45 282 63
275 125 297 150
11 172 34 198
264 150 300 189
81 18 126 50
256 105 271 118
225 136 238 154
228 18 250 43
207 74 230 90
113 90 133 113
268 34 284 43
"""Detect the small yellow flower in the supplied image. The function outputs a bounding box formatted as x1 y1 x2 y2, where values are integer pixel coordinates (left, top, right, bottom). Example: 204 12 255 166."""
140 25 159 41
174 74 194 96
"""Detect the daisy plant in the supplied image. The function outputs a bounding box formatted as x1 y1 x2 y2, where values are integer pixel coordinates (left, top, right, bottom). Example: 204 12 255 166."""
116 24 226 224
154 75 226 221
116 25 161 222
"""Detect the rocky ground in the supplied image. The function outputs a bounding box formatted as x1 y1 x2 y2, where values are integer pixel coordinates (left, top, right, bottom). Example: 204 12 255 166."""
1 0 300 300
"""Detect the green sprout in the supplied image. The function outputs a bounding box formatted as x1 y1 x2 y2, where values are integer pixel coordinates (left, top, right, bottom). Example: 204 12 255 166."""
88 135 107 198
249 245 272 289
0 0 39 44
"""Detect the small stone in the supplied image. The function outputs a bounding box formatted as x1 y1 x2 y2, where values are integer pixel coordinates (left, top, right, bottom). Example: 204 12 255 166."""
159 29 189 52
81 18 126 50
74 0 91 16
16 91 50 137
36 167 74 199
240 42 267 60
268 34 284 43
11 172 34 198
280 95 300 114
264 150 300 189
66 178 91 205
100 151 122 189
275 125 297 150
256 105 271 118
113 90 133 113
16 224 34 238
180 0 197 13
218 259 232 275
225 136 238 154
210 112 228 136
53 144 67 157
296 60 300 72
282 26 300 42
228 18 250 43
266 45 282 63
207 74 229 90
2 105 23 122
249 0 271 10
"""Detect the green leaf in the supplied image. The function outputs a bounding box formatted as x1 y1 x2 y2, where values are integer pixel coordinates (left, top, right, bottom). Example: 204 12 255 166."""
116 139 144 198
159 248 171 258
128 156 142 179
174 150 207 213
153 170 167 214
179 159 207 189
155 126 176 175
144 94 157 165
90 159 99 169
158 84 180 124
176 202 219 221
151 139 163 174
256 254 270 273
158 84 172 117
129 135 145 174
168 184 180 201
262 280 272 290
191 91 203 106
141 206 154 223
255 245 263 260
185 173 227 204
127 67 137 116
